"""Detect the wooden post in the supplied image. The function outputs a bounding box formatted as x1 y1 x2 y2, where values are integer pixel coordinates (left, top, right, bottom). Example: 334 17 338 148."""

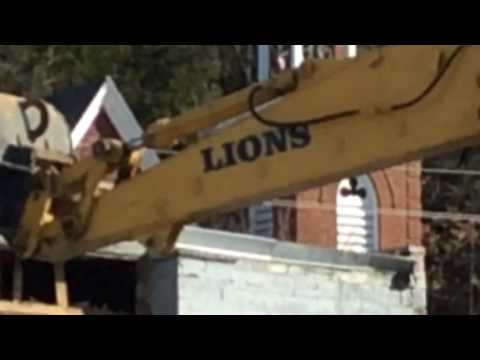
0 257 3 299
54 264 69 309
12 258 23 303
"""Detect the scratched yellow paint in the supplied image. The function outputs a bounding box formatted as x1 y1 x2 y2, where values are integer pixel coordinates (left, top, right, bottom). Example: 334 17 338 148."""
30 45 480 262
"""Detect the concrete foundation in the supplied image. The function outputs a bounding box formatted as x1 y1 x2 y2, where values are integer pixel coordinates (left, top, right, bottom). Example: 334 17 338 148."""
137 227 427 315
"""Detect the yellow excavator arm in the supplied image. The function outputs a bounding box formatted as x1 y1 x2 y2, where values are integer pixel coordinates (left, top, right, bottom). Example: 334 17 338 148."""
2 45 479 263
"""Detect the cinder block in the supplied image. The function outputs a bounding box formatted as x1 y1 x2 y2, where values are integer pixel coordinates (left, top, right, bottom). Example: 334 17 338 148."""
178 258 207 275
240 282 295 299
150 250 426 315
212 293 270 314
288 266 305 276
178 278 224 299
181 289 223 307
294 282 338 300
226 273 266 289
180 301 242 315
366 286 404 307
341 302 390 315
336 271 372 286
268 264 289 275
269 274 297 288
388 307 416 316
269 297 337 315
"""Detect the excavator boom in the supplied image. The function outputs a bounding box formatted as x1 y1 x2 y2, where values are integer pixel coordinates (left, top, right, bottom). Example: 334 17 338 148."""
1 45 479 263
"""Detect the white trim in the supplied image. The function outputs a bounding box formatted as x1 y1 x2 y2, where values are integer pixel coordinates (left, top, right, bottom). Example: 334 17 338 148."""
71 84 108 148
336 176 380 254
102 77 144 141
102 77 160 170
291 45 304 68
347 45 358 59
71 76 160 170
176 243 274 263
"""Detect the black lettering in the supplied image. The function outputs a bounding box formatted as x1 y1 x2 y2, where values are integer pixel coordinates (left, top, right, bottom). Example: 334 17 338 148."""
202 148 226 173
290 126 312 149
202 125 312 174
263 128 288 156
238 136 262 163
222 142 237 167
19 100 49 143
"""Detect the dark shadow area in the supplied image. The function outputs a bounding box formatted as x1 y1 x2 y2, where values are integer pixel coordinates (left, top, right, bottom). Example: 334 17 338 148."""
66 258 136 314
0 251 136 314
150 256 178 315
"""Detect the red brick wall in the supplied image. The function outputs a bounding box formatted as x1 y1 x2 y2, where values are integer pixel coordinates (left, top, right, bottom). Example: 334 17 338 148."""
375 165 422 249
74 109 120 160
74 108 122 185
296 165 423 250
406 162 423 244
334 45 349 59
296 185 337 248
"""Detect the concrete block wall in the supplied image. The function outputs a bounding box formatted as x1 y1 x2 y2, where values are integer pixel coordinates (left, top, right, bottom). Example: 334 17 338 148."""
136 227 426 315
139 255 425 315
174 258 424 315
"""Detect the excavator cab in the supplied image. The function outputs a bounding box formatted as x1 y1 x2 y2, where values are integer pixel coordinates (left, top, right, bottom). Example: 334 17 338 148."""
0 94 72 245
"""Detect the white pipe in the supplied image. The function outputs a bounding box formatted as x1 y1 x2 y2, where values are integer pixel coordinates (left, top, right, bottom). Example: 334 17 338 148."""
291 45 304 68
347 45 358 59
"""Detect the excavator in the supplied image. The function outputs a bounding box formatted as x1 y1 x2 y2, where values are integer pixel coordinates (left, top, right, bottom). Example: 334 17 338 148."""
0 45 476 313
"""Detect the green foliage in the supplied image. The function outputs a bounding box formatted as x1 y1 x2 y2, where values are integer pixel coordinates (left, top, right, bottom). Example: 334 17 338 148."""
0 45 244 127
424 150 480 315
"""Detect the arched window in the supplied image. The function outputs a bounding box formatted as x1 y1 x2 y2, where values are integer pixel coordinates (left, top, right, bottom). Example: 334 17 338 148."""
336 176 380 254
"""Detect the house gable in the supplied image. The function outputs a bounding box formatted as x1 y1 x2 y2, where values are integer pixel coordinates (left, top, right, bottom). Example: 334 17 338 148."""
48 77 159 169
